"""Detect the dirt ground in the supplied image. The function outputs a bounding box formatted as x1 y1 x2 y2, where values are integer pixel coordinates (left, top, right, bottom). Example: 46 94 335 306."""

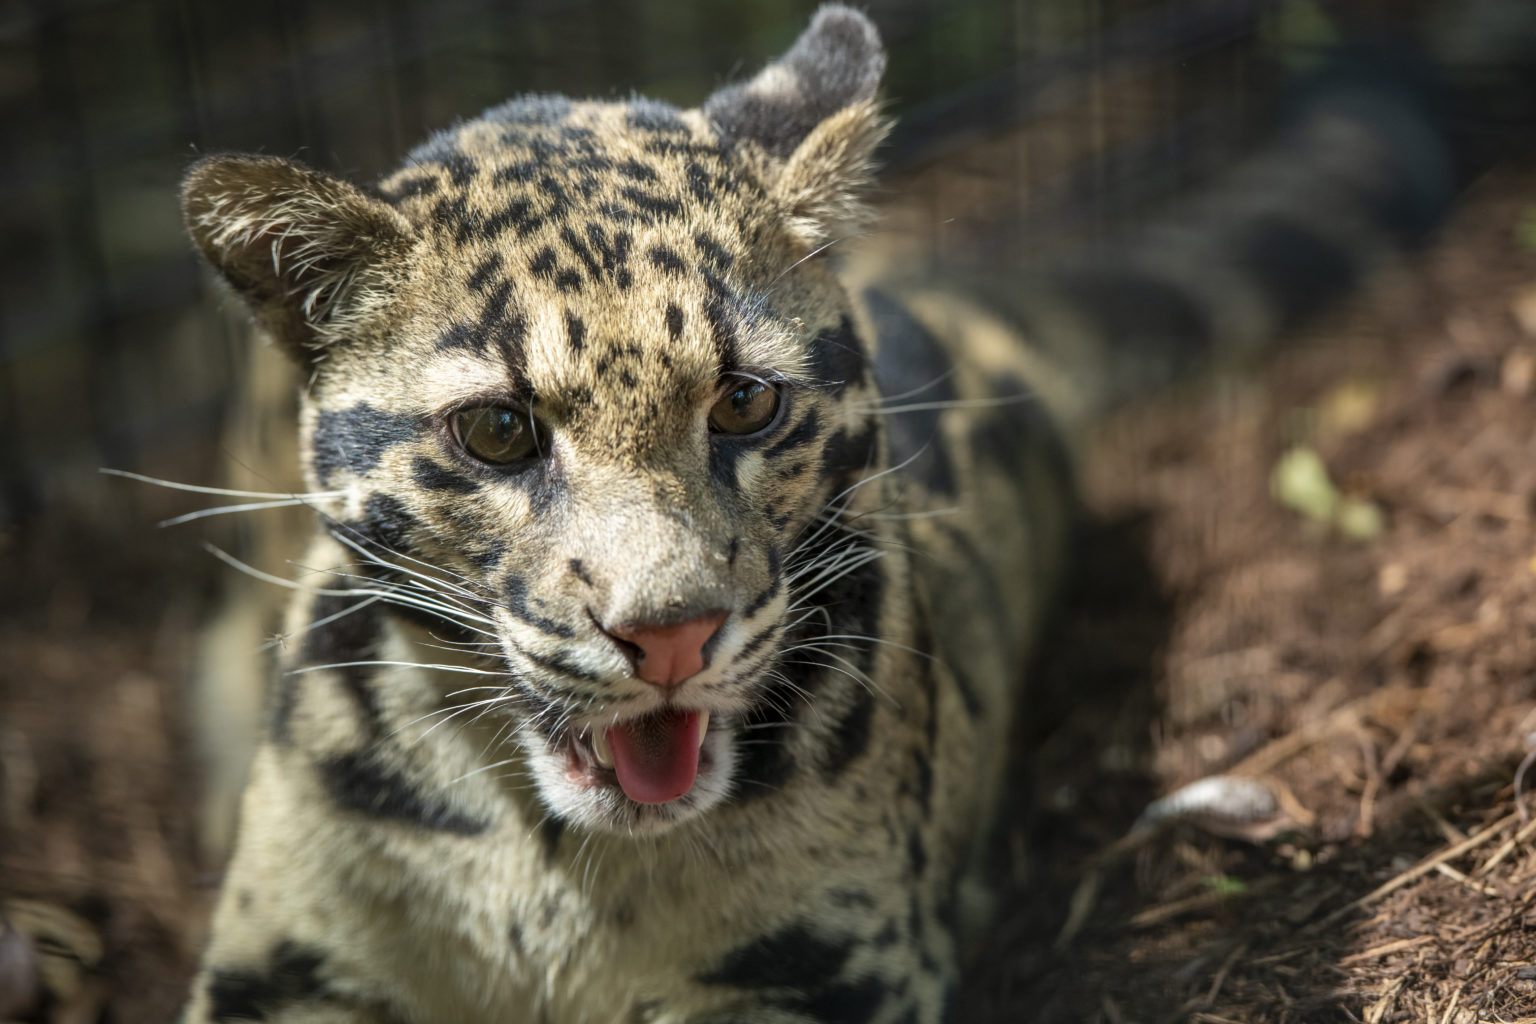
966 166 1536 1022
5 166 1536 1022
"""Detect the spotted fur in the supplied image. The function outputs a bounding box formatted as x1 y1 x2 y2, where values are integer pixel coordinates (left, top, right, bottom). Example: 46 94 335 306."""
178 7 1458 1022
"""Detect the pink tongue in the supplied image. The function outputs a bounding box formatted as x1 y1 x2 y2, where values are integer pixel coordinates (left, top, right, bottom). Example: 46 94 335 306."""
605 709 702 805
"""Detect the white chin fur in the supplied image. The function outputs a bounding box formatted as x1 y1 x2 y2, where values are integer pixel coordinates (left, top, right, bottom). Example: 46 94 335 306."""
524 724 738 837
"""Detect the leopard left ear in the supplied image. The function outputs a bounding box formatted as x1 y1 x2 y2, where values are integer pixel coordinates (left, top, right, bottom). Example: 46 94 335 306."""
703 4 890 246
181 154 416 365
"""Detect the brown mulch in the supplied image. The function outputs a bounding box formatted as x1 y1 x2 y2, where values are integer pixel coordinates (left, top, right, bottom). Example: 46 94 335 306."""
965 165 1536 1023
0 516 216 1022
5 168 1536 1022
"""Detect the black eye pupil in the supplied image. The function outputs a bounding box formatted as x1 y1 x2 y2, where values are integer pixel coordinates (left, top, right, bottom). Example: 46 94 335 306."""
488 410 516 440
733 384 762 413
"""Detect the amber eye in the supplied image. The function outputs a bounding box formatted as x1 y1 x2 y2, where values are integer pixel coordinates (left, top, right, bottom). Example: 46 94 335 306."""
450 405 539 465
709 376 781 436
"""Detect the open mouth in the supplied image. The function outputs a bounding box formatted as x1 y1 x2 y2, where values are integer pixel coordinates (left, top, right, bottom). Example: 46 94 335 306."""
567 709 712 805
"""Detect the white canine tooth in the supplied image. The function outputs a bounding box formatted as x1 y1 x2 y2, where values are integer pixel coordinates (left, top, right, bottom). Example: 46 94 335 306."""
590 728 614 769
697 711 710 747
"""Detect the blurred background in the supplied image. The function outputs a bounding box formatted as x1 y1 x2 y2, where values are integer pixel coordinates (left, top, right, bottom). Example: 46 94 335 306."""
8 1 1536 1022
0 0 1356 527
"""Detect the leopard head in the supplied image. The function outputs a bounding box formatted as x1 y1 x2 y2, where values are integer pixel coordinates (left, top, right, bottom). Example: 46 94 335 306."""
181 5 892 835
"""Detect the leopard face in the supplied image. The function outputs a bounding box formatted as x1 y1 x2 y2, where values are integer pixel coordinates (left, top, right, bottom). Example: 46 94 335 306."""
183 8 890 835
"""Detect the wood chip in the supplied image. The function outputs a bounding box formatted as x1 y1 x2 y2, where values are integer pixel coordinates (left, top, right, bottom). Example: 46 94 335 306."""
1476 813 1536 877
1314 813 1517 929
1339 934 1436 965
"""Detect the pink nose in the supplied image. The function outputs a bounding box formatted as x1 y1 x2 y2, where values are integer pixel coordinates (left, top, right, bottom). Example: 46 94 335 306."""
606 612 728 687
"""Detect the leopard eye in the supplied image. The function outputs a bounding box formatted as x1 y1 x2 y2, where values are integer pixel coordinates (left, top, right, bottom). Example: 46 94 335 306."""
709 376 781 436
450 405 539 465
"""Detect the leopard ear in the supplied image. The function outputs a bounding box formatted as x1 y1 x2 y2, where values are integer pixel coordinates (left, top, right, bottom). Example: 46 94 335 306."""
703 4 890 247
181 155 416 363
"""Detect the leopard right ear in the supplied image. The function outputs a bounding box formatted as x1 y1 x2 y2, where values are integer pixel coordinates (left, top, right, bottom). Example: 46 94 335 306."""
181 155 416 363
702 5 889 248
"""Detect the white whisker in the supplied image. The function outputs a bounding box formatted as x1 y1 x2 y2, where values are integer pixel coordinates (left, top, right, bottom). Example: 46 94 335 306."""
443 685 514 699
204 543 309 591
869 368 958 404
101 468 345 502
445 758 520 787
797 632 933 660
290 660 509 676
857 393 1037 415
413 697 516 742
159 497 330 528
786 549 885 607
789 443 930 552
758 232 859 301
287 562 499 629
395 695 512 736
206 542 492 638
328 531 496 605
325 524 491 596
858 506 962 522
258 595 381 652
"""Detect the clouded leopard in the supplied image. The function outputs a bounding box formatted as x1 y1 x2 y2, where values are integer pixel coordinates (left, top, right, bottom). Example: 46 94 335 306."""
176 6 1458 1022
